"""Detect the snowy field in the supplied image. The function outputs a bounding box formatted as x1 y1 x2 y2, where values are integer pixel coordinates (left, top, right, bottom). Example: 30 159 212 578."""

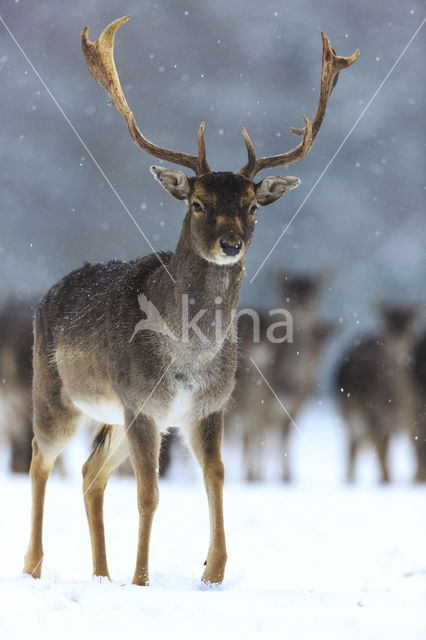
0 402 425 639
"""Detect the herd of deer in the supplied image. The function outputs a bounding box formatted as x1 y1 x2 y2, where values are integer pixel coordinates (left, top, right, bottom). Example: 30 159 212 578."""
2 288 425 485
0 17 423 585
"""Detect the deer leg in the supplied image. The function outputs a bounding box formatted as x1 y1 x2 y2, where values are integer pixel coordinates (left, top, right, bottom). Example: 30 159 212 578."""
10 429 33 474
346 437 359 483
242 428 256 482
374 431 391 484
82 424 129 579
413 413 426 483
414 437 426 482
187 412 227 584
159 431 173 477
23 438 56 578
10 392 33 473
24 386 81 578
126 413 160 586
243 413 265 482
280 415 292 483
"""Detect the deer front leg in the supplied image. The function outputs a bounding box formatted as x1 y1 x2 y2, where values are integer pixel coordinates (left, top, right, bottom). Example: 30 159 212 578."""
125 412 160 586
373 430 391 484
188 411 227 584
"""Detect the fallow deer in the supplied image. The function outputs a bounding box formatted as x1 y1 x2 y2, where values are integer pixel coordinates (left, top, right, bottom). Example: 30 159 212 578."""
23 16 358 585
233 271 335 481
336 304 418 483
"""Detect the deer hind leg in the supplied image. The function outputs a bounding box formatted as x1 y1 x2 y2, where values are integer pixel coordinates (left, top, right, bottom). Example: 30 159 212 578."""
343 408 367 483
185 412 227 584
23 437 55 578
373 429 391 484
412 410 426 483
414 434 426 482
125 413 160 586
24 394 81 578
346 437 359 483
280 414 292 483
242 427 258 482
242 410 264 482
82 424 129 579
159 430 173 477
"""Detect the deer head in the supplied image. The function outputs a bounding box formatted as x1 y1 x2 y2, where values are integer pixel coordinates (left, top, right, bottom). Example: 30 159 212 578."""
82 16 359 265
377 303 419 337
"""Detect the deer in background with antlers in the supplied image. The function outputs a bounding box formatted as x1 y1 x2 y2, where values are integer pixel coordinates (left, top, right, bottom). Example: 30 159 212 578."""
23 16 358 585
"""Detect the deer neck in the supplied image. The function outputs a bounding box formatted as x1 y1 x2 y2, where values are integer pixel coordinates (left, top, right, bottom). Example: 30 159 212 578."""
382 330 415 366
147 212 243 347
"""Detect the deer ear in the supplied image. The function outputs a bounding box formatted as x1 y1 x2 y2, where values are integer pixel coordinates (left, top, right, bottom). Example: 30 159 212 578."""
150 166 191 201
255 176 300 206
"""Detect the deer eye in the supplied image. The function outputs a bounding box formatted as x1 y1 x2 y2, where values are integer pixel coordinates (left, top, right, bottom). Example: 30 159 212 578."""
192 201 202 212
249 205 258 215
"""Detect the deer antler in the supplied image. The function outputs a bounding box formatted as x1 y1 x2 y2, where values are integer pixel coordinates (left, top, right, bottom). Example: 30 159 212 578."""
81 16 210 175
239 32 359 179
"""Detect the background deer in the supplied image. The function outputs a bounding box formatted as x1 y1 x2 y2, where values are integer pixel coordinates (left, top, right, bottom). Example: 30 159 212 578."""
0 298 34 473
23 16 358 585
336 303 418 483
232 270 335 481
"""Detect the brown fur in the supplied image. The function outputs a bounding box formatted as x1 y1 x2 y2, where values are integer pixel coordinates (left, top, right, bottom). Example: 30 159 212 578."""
336 304 418 483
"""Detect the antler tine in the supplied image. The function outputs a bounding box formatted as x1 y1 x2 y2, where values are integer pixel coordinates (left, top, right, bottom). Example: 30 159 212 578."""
239 116 312 179
239 127 256 178
197 122 211 174
81 16 206 174
291 33 359 140
239 32 359 179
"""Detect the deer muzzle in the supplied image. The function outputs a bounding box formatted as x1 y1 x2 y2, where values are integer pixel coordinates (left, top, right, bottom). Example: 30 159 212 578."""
211 231 245 264
220 238 242 257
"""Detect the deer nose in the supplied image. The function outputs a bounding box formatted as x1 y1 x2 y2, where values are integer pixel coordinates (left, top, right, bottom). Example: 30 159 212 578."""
220 238 243 257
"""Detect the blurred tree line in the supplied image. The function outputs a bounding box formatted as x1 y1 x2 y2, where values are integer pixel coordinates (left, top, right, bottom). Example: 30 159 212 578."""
0 0 424 369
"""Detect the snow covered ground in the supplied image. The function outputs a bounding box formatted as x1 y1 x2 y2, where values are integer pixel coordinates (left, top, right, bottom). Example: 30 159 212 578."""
0 402 425 639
